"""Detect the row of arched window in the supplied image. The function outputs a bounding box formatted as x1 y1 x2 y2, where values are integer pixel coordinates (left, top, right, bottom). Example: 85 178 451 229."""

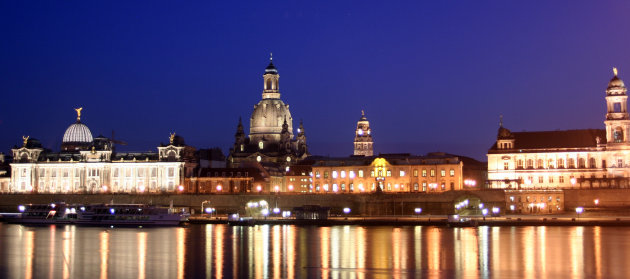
515 157 600 169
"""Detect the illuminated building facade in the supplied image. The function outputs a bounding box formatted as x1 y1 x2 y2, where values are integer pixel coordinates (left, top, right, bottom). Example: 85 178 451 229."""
488 69 630 190
8 109 195 194
353 111 373 156
228 56 309 172
310 153 483 193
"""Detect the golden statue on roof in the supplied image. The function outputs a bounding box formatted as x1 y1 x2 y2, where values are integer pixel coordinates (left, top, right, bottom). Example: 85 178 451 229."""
75 107 83 121
614 67 618 77
169 132 176 145
22 135 29 147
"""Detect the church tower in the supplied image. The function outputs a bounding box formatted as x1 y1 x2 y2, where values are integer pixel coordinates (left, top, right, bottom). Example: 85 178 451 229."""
604 67 630 147
354 110 373 156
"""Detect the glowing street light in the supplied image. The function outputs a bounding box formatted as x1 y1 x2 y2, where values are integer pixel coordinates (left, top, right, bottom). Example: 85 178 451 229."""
576 207 584 220
414 208 422 219
594 199 599 206
177 185 184 192
482 208 488 220
256 185 262 192
343 207 351 214
216 185 223 192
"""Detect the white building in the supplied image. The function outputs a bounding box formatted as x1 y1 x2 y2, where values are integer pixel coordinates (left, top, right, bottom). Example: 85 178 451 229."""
8 109 193 194
488 68 630 189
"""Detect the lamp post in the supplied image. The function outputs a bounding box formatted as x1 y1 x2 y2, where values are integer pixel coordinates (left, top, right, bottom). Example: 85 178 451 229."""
575 207 584 220
201 200 210 216
414 208 422 219
482 208 488 220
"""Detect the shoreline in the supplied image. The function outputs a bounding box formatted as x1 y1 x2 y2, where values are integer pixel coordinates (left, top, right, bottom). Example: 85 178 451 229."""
188 214 630 227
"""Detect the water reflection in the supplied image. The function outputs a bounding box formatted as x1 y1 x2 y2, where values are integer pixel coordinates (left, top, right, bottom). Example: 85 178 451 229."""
3 224 630 278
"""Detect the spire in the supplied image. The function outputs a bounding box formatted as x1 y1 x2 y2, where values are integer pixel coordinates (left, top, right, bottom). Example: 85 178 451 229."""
499 114 503 127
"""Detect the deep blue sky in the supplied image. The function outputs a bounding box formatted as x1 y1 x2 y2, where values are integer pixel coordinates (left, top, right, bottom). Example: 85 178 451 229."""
2 1 629 161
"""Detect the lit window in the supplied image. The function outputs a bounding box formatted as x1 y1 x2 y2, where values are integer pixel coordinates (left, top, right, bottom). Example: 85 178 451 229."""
332 171 338 179
399 170 405 177
316 171 320 178
559 176 564 183
430 169 435 177
386 170 391 177
414 183 419 191
370 170 375 177
259 141 264 149
349 171 355 179
440 170 446 177
449 169 455 176
324 171 329 178
340 171 346 178
358 170 364 178
504 162 509 170
422 170 427 177
413 169 418 177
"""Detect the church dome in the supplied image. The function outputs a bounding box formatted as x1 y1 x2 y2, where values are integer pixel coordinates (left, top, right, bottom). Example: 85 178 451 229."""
63 121 93 143
250 99 293 142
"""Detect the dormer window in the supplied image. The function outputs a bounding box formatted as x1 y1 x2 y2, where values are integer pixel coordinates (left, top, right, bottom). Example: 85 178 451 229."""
259 141 264 149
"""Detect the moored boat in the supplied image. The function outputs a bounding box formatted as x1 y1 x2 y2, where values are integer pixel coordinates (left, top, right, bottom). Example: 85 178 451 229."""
76 203 189 226
10 202 79 224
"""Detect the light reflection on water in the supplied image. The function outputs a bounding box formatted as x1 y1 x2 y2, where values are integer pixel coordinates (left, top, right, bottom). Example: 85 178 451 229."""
2 223 630 278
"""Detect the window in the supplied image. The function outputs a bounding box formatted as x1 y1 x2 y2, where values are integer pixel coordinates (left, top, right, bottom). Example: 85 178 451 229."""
341 171 346 178
618 159 624 168
413 169 418 177
549 176 554 183
370 170 375 177
441 183 445 190
387 183 391 191
168 168 174 177
537 159 544 169
559 176 564 183
578 158 586 168
527 159 534 169
614 102 622 112
258 141 264 149
400 170 405 177
63 170 68 177
138 169 145 177
39 169 45 177
151 168 157 177
558 159 565 168
324 171 329 178
332 171 338 179
52 170 57 177
430 169 435 177
517 160 523 169
440 170 446 177
538 176 543 183
349 171 355 179
422 170 427 177
548 159 554 168
349 183 354 191
113 168 119 177
449 169 455 176
614 127 624 143
316 171 320 178
422 182 427 191
414 183 419 191
504 162 509 170
358 170 364 178
126 169 132 177
589 158 596 168
386 170 391 177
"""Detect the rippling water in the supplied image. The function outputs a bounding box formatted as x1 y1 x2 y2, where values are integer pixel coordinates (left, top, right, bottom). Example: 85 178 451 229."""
1 223 629 278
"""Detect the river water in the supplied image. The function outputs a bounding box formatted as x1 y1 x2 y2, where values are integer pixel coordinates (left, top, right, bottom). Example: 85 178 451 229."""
0 223 628 278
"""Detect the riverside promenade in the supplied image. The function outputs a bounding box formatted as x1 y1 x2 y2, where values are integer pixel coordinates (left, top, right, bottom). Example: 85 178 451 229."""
189 212 630 227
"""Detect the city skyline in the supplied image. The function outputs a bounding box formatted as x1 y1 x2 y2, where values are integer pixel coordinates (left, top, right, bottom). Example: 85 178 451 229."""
2 2 630 161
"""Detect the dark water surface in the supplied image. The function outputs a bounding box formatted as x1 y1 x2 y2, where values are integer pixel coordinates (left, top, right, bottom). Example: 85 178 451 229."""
0 223 629 278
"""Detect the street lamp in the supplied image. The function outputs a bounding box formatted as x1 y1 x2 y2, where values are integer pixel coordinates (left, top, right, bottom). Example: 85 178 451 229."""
594 199 599 207
343 207 351 214
201 200 210 216
576 207 584 220
414 208 422 219
482 208 488 220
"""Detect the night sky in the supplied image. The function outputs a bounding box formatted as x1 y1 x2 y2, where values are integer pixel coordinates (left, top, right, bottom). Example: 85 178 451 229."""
2 1 629 161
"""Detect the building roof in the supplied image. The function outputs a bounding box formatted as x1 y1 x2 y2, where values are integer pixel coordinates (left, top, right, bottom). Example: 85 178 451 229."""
490 129 606 151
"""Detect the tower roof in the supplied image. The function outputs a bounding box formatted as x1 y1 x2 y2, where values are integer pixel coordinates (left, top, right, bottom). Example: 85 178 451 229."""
608 67 626 91
265 53 278 74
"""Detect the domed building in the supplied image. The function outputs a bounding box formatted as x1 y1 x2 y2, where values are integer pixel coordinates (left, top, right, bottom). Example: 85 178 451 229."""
228 56 309 178
8 108 195 194
61 107 94 151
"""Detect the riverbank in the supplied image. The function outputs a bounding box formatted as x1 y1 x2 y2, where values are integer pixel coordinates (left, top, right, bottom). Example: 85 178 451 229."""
189 213 630 227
